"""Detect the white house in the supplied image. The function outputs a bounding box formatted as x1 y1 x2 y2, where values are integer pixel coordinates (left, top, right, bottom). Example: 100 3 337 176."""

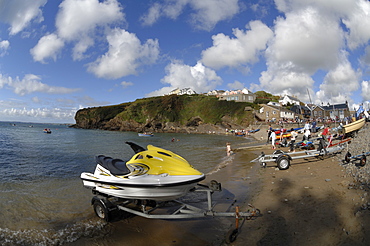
168 88 197 95
279 95 300 106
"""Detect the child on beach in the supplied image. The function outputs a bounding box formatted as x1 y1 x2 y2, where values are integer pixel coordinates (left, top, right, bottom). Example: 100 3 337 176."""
289 128 298 152
226 142 232 156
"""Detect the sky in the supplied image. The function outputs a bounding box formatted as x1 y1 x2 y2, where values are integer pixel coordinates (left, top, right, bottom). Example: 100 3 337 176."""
1 0 370 123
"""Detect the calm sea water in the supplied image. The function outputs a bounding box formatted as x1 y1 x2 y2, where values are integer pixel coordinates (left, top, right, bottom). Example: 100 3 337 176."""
0 121 252 245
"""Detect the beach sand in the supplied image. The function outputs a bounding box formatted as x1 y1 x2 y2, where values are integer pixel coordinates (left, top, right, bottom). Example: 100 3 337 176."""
232 145 370 246
70 133 370 246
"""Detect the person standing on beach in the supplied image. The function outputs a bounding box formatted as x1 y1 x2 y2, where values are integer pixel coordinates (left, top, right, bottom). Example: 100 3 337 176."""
266 124 272 143
226 142 231 156
289 128 298 152
270 130 276 149
279 125 285 141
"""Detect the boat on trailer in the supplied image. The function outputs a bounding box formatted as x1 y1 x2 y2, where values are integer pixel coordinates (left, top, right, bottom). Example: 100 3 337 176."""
251 138 351 170
339 118 365 135
81 142 261 243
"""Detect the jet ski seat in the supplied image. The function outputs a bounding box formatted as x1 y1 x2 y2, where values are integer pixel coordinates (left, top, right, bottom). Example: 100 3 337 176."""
95 155 131 176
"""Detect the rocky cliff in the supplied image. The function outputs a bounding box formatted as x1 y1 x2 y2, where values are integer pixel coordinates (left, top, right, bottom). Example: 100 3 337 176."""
71 95 257 134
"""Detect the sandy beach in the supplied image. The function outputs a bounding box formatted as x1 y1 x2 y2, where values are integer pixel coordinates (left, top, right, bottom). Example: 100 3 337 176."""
70 124 370 246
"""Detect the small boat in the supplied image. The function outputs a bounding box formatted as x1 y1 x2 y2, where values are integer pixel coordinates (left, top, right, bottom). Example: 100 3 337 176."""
138 132 154 137
43 129 51 134
340 118 365 134
80 142 205 201
235 132 246 137
276 133 291 140
248 129 260 133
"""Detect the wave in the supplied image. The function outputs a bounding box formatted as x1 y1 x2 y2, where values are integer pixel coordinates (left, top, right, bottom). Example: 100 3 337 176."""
0 219 108 246
206 153 235 175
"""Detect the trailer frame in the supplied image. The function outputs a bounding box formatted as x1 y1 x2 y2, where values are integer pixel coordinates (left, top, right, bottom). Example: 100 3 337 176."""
251 138 351 170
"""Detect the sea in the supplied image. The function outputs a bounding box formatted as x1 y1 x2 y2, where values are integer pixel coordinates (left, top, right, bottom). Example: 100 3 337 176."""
0 121 253 245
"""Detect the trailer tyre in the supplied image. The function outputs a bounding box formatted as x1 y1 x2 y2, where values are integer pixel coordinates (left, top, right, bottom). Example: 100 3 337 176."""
93 199 110 221
345 152 351 163
360 155 366 167
277 155 290 170
225 228 239 243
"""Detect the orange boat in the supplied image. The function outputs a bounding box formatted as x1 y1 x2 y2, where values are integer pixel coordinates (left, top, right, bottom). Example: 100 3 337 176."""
276 133 291 140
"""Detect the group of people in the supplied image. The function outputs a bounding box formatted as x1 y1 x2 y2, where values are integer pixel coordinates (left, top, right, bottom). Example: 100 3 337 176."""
267 125 298 151
267 122 331 151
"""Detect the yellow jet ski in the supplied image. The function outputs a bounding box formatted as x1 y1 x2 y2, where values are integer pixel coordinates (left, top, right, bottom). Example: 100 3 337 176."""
81 142 205 201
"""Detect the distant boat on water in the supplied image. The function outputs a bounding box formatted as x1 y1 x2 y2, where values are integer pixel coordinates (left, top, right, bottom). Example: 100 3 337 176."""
138 132 153 137
43 128 52 134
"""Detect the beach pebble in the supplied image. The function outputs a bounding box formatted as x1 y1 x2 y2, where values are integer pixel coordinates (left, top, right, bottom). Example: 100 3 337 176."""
267 210 272 214
284 198 288 202
325 179 331 182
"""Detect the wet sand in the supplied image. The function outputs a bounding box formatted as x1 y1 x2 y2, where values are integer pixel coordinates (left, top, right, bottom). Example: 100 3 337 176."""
70 138 370 246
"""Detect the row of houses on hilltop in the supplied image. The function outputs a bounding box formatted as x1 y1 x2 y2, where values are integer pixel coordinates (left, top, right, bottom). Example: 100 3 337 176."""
168 88 257 103
167 87 353 121
256 102 351 122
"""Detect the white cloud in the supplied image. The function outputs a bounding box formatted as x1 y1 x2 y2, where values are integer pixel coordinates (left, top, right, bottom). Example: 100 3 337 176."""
140 2 162 26
141 0 240 30
31 0 125 62
56 0 124 40
146 61 222 97
227 80 245 90
121 81 133 88
1 74 80 96
0 0 47 35
258 70 315 102
0 107 77 123
0 40 10 56
256 1 362 103
342 0 370 50
30 33 65 63
87 28 159 79
266 7 343 74
189 0 240 30
361 81 370 101
316 59 360 104
201 20 273 70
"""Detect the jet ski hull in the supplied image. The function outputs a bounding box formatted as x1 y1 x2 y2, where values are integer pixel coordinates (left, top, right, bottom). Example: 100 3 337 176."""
81 142 205 201
81 166 205 201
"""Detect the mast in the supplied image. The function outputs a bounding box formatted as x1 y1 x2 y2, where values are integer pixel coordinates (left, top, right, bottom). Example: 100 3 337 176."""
306 88 313 119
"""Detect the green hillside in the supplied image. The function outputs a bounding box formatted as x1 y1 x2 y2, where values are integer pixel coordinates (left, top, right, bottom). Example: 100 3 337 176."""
73 94 260 132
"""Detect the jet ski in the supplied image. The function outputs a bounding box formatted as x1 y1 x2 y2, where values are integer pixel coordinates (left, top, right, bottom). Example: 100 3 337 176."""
80 142 205 201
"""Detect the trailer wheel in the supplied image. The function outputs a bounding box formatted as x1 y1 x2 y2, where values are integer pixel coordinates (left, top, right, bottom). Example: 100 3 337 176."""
344 152 351 163
360 155 366 167
225 228 239 243
93 199 110 221
277 155 290 170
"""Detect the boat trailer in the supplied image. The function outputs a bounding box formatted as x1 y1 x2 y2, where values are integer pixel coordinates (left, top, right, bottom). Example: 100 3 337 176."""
89 180 260 243
344 151 370 166
251 138 351 170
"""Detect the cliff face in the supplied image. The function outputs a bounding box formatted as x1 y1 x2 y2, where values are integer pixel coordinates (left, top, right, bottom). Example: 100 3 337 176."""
72 95 257 133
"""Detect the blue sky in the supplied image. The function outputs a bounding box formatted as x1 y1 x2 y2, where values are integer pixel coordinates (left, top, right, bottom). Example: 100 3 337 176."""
1 0 370 123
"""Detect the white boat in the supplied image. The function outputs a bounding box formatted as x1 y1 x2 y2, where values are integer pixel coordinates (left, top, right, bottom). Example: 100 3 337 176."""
340 118 365 134
80 142 205 201
138 132 154 137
